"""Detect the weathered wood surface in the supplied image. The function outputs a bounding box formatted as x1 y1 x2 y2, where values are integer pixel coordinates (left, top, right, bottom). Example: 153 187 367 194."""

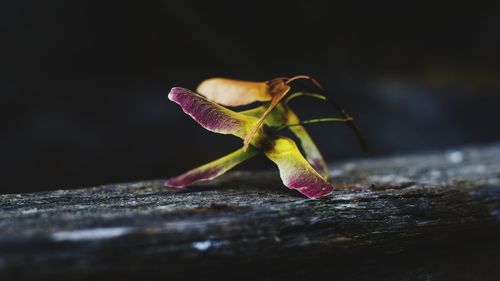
1 144 500 280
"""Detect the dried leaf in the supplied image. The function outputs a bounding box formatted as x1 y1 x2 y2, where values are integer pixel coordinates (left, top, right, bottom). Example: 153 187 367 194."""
197 78 271 106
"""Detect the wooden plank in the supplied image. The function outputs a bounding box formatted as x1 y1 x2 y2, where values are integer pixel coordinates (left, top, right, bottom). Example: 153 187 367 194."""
1 144 500 280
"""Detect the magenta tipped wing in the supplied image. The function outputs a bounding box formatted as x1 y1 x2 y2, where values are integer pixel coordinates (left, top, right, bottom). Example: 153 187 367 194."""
286 110 329 179
288 125 329 179
264 136 334 199
168 87 257 139
165 147 258 188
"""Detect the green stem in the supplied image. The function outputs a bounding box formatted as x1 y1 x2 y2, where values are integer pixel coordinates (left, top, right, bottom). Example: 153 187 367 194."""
283 91 369 152
277 117 352 131
285 92 327 105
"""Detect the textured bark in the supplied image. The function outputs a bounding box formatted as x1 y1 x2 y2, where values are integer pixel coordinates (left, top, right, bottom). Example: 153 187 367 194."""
1 144 500 280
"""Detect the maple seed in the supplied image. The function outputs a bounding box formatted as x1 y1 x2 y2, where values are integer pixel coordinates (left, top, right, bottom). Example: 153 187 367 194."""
165 76 365 199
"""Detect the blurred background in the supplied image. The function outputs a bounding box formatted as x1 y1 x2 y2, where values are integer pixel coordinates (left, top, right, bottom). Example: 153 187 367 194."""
2 1 500 194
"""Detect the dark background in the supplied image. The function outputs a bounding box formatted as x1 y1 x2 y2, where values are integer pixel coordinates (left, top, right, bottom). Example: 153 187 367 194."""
2 1 500 194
